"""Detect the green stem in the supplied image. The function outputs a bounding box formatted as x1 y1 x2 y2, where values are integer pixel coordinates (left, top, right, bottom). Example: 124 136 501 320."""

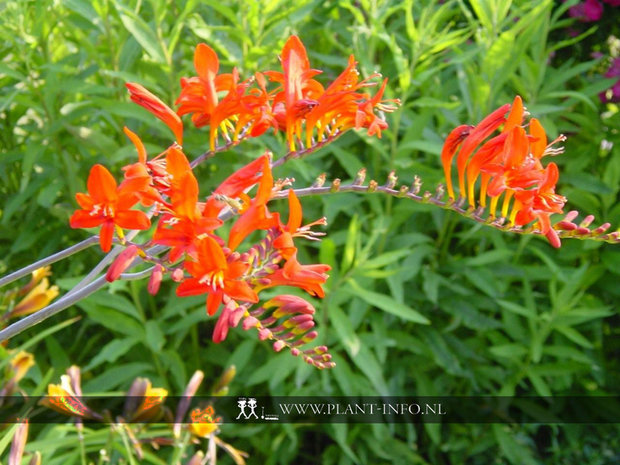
0 237 99 288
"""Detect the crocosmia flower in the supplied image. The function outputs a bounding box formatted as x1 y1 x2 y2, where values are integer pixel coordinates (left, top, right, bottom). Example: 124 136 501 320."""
176 236 259 315
70 164 151 252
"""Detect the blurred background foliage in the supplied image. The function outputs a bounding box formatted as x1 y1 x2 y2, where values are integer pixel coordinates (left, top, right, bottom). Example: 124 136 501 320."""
1 0 619 463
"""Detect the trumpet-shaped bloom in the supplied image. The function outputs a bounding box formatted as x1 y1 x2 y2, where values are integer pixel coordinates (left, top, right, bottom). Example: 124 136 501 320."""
441 95 568 246
265 36 324 150
514 162 566 247
227 156 280 250
176 236 258 315
70 165 151 252
121 127 168 208
176 43 243 149
273 189 303 260
126 83 183 144
258 252 330 298
153 147 221 261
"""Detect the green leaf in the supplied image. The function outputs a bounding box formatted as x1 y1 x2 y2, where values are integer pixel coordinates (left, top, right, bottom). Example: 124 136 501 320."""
464 249 512 266
64 0 105 32
554 326 593 348
493 425 538 465
527 371 551 397
347 280 430 324
0 424 19 457
329 306 361 357
341 215 359 273
79 305 145 339
350 345 390 396
489 344 528 359
84 338 139 371
0 317 81 372
145 321 165 352
497 299 537 319
421 329 463 376
117 4 167 63
83 363 153 392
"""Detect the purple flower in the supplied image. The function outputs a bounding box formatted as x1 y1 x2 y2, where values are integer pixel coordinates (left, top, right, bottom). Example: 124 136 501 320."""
600 58 620 103
569 0 604 22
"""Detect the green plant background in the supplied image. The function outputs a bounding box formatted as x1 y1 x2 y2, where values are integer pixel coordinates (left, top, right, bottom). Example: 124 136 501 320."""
1 0 619 463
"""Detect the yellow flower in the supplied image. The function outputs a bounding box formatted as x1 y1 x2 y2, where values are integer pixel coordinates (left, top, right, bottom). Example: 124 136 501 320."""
18 266 52 296
189 406 220 437
11 277 59 318
9 351 34 382
126 378 168 422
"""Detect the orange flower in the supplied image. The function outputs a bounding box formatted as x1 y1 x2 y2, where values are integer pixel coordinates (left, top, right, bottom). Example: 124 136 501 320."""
354 78 397 138
235 72 280 138
176 236 258 315
189 406 221 437
121 127 168 208
126 83 183 144
265 36 324 150
153 147 221 261
456 103 511 190
514 162 566 247
258 252 330 298
273 189 302 260
176 43 242 150
441 96 568 246
227 156 280 250
482 126 544 197
70 164 151 252
272 189 327 260
440 124 473 201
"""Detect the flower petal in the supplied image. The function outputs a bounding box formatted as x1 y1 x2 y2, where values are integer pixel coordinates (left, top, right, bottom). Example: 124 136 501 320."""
88 165 118 204
70 210 103 229
115 210 151 230
99 221 115 252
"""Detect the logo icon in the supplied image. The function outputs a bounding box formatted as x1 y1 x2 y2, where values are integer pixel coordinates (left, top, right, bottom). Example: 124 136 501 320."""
236 397 279 421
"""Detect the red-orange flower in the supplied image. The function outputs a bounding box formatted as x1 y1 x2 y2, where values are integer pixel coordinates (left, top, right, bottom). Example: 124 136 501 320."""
227 156 280 250
265 36 324 150
273 189 302 260
153 147 221 261
258 252 330 298
514 162 566 247
70 165 151 252
126 83 183 144
202 154 269 218
121 127 168 208
441 95 568 246
176 236 258 315
272 189 327 260
176 43 243 150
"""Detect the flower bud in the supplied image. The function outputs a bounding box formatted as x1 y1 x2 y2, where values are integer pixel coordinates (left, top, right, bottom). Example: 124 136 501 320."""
106 245 139 282
258 328 272 340
265 295 315 318
242 316 260 330
147 264 164 295
171 268 184 282
273 340 286 352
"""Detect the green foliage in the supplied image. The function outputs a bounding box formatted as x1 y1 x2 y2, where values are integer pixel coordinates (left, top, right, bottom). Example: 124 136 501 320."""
1 0 619 463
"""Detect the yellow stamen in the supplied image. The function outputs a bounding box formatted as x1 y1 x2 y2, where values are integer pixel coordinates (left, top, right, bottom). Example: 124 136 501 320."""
489 195 500 218
115 226 126 244
467 177 476 208
479 174 490 208
509 199 522 225
501 189 514 219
